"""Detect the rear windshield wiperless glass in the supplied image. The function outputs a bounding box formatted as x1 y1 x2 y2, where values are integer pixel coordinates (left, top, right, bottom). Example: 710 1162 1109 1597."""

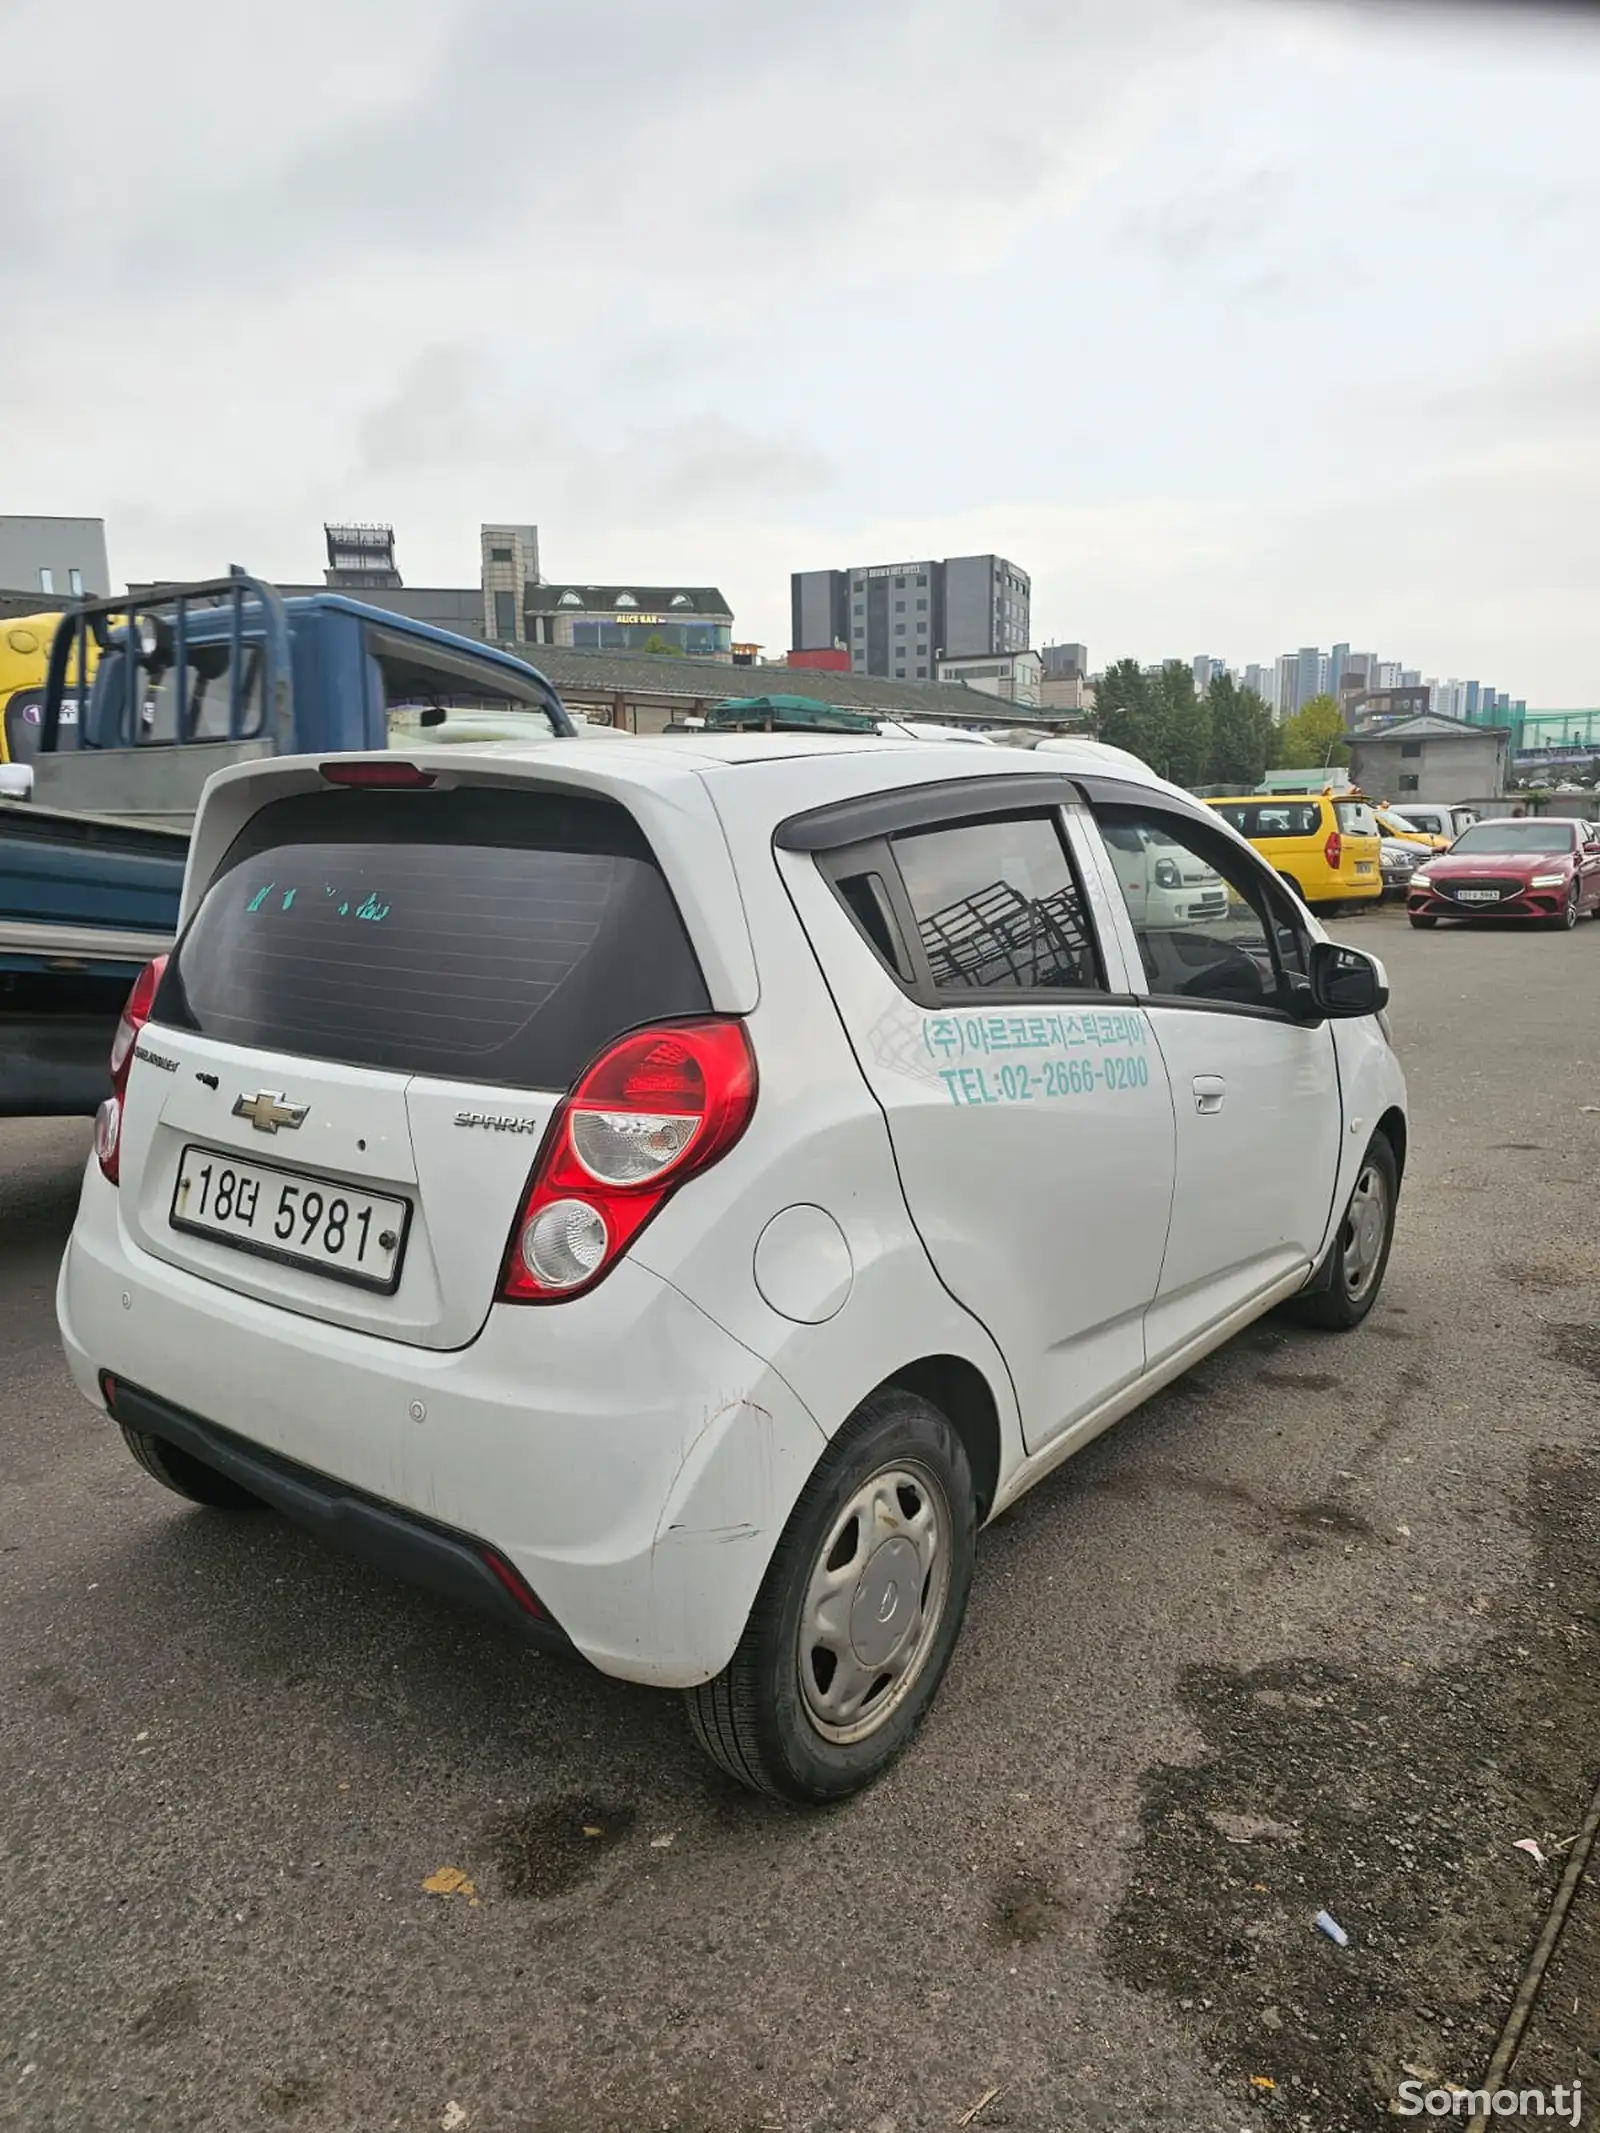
161 787 710 1089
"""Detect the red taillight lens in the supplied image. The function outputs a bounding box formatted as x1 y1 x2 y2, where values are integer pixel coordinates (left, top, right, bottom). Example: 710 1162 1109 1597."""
97 953 167 1186
1324 829 1342 872
499 1019 757 1304
319 760 436 788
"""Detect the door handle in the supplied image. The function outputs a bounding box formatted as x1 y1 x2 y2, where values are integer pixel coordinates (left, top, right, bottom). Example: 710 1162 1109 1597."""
1193 1075 1226 1115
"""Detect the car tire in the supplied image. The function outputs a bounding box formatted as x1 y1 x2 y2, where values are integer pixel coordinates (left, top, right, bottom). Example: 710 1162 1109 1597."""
1278 873 1306 905
686 1388 977 1805
1554 884 1580 930
1289 1131 1399 1332
1408 914 1438 929
120 1425 264 1510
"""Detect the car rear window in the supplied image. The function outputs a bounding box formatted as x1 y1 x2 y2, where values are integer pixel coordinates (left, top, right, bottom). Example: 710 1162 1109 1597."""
1334 802 1379 836
160 787 709 1089
1214 803 1321 838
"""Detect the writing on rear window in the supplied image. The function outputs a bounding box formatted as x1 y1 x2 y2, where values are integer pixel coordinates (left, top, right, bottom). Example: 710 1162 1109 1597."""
244 880 391 923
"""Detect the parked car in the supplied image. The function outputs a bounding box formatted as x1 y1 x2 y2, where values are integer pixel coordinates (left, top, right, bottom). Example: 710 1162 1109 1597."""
1100 816 1230 926
1373 805 1449 854
58 735 1406 1803
1407 817 1600 929
1205 792 1384 908
1379 836 1426 899
1386 801 1479 842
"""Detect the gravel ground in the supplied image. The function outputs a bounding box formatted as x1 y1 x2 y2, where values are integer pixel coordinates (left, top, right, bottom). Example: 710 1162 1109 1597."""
0 904 1596 2133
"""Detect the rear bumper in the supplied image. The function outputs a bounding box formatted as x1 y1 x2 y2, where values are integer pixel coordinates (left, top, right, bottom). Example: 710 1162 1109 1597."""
58 1166 828 1688
104 1374 578 1658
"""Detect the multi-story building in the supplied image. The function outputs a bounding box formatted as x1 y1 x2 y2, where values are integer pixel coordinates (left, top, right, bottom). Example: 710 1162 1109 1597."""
323 523 402 590
0 515 111 602
1192 655 1229 691
522 582 734 660
936 649 1043 708
1241 663 1276 707
1042 641 1088 681
791 554 1030 682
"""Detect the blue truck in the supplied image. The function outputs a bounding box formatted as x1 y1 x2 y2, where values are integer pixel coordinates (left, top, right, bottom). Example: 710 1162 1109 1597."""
0 570 575 1116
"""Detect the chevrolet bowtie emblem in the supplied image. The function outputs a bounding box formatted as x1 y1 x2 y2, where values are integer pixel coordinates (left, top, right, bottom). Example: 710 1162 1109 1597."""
232 1091 308 1134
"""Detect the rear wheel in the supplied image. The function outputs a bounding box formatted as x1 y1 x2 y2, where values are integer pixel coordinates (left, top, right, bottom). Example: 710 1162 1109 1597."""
1278 873 1307 906
120 1426 264 1510
1290 1132 1398 1331
686 1388 976 1804
1408 914 1438 930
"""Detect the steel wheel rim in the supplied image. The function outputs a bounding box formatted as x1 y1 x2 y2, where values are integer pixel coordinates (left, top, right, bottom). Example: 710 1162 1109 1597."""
797 1459 952 1746
1342 1162 1388 1299
1566 885 1580 927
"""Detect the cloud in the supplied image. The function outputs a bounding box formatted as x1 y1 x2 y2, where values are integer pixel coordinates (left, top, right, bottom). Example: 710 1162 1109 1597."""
4 0 1600 701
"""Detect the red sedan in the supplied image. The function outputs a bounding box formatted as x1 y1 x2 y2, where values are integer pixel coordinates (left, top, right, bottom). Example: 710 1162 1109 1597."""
1407 817 1600 930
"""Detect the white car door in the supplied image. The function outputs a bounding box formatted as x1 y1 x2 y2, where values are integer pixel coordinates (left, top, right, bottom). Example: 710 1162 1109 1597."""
777 782 1175 1457
1078 787 1343 1367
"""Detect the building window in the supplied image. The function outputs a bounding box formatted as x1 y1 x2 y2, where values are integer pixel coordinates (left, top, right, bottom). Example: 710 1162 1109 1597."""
894 576 906 589
493 590 518 638
558 591 583 607
68 567 84 596
916 598 928 611
670 593 692 608
1400 741 1423 758
1398 773 1420 792
916 574 928 587
38 567 53 595
916 665 928 678
614 591 639 608
854 602 864 616
895 599 905 612
916 622 928 636
490 546 513 563
895 623 907 635
852 579 864 593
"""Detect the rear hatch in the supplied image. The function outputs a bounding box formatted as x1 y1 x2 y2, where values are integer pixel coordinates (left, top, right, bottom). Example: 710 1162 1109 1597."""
115 782 713 1349
1333 799 1383 887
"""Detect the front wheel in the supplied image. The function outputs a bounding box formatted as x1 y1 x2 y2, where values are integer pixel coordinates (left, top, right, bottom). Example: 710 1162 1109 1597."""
1408 914 1438 929
686 1389 976 1804
1290 1132 1399 1331
1554 883 1581 930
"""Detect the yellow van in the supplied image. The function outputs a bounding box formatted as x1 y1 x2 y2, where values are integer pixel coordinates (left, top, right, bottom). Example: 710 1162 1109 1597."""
1207 791 1384 907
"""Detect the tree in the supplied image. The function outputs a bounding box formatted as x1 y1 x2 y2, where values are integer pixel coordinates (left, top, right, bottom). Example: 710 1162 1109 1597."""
640 632 683 657
1208 675 1278 787
1155 660 1211 788
1091 658 1157 763
1278 692 1348 771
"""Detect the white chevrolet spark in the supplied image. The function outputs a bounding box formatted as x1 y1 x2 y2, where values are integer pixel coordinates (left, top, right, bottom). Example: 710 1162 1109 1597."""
58 736 1406 1802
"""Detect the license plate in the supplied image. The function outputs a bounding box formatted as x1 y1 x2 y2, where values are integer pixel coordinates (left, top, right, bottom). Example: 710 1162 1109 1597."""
1456 888 1500 903
170 1145 411 1292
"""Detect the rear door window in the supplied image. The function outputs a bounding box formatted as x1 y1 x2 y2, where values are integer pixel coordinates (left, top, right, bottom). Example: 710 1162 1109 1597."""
161 787 708 1088
1214 803 1321 839
890 812 1102 994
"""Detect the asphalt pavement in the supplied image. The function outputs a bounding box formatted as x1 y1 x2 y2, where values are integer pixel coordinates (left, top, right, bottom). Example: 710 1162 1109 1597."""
2 904 1597 2133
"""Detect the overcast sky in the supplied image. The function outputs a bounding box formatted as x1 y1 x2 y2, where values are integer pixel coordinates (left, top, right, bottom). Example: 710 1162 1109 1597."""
5 0 1600 702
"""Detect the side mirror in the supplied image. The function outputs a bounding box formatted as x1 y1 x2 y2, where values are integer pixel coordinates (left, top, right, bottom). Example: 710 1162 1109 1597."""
1307 940 1388 1019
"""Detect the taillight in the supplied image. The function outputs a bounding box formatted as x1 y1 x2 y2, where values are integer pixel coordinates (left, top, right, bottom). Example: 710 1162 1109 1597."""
1324 829 1342 872
499 1019 757 1303
95 953 167 1186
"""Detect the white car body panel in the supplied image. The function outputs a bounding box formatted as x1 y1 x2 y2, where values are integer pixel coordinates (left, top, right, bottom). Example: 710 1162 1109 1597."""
57 733 1407 1689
